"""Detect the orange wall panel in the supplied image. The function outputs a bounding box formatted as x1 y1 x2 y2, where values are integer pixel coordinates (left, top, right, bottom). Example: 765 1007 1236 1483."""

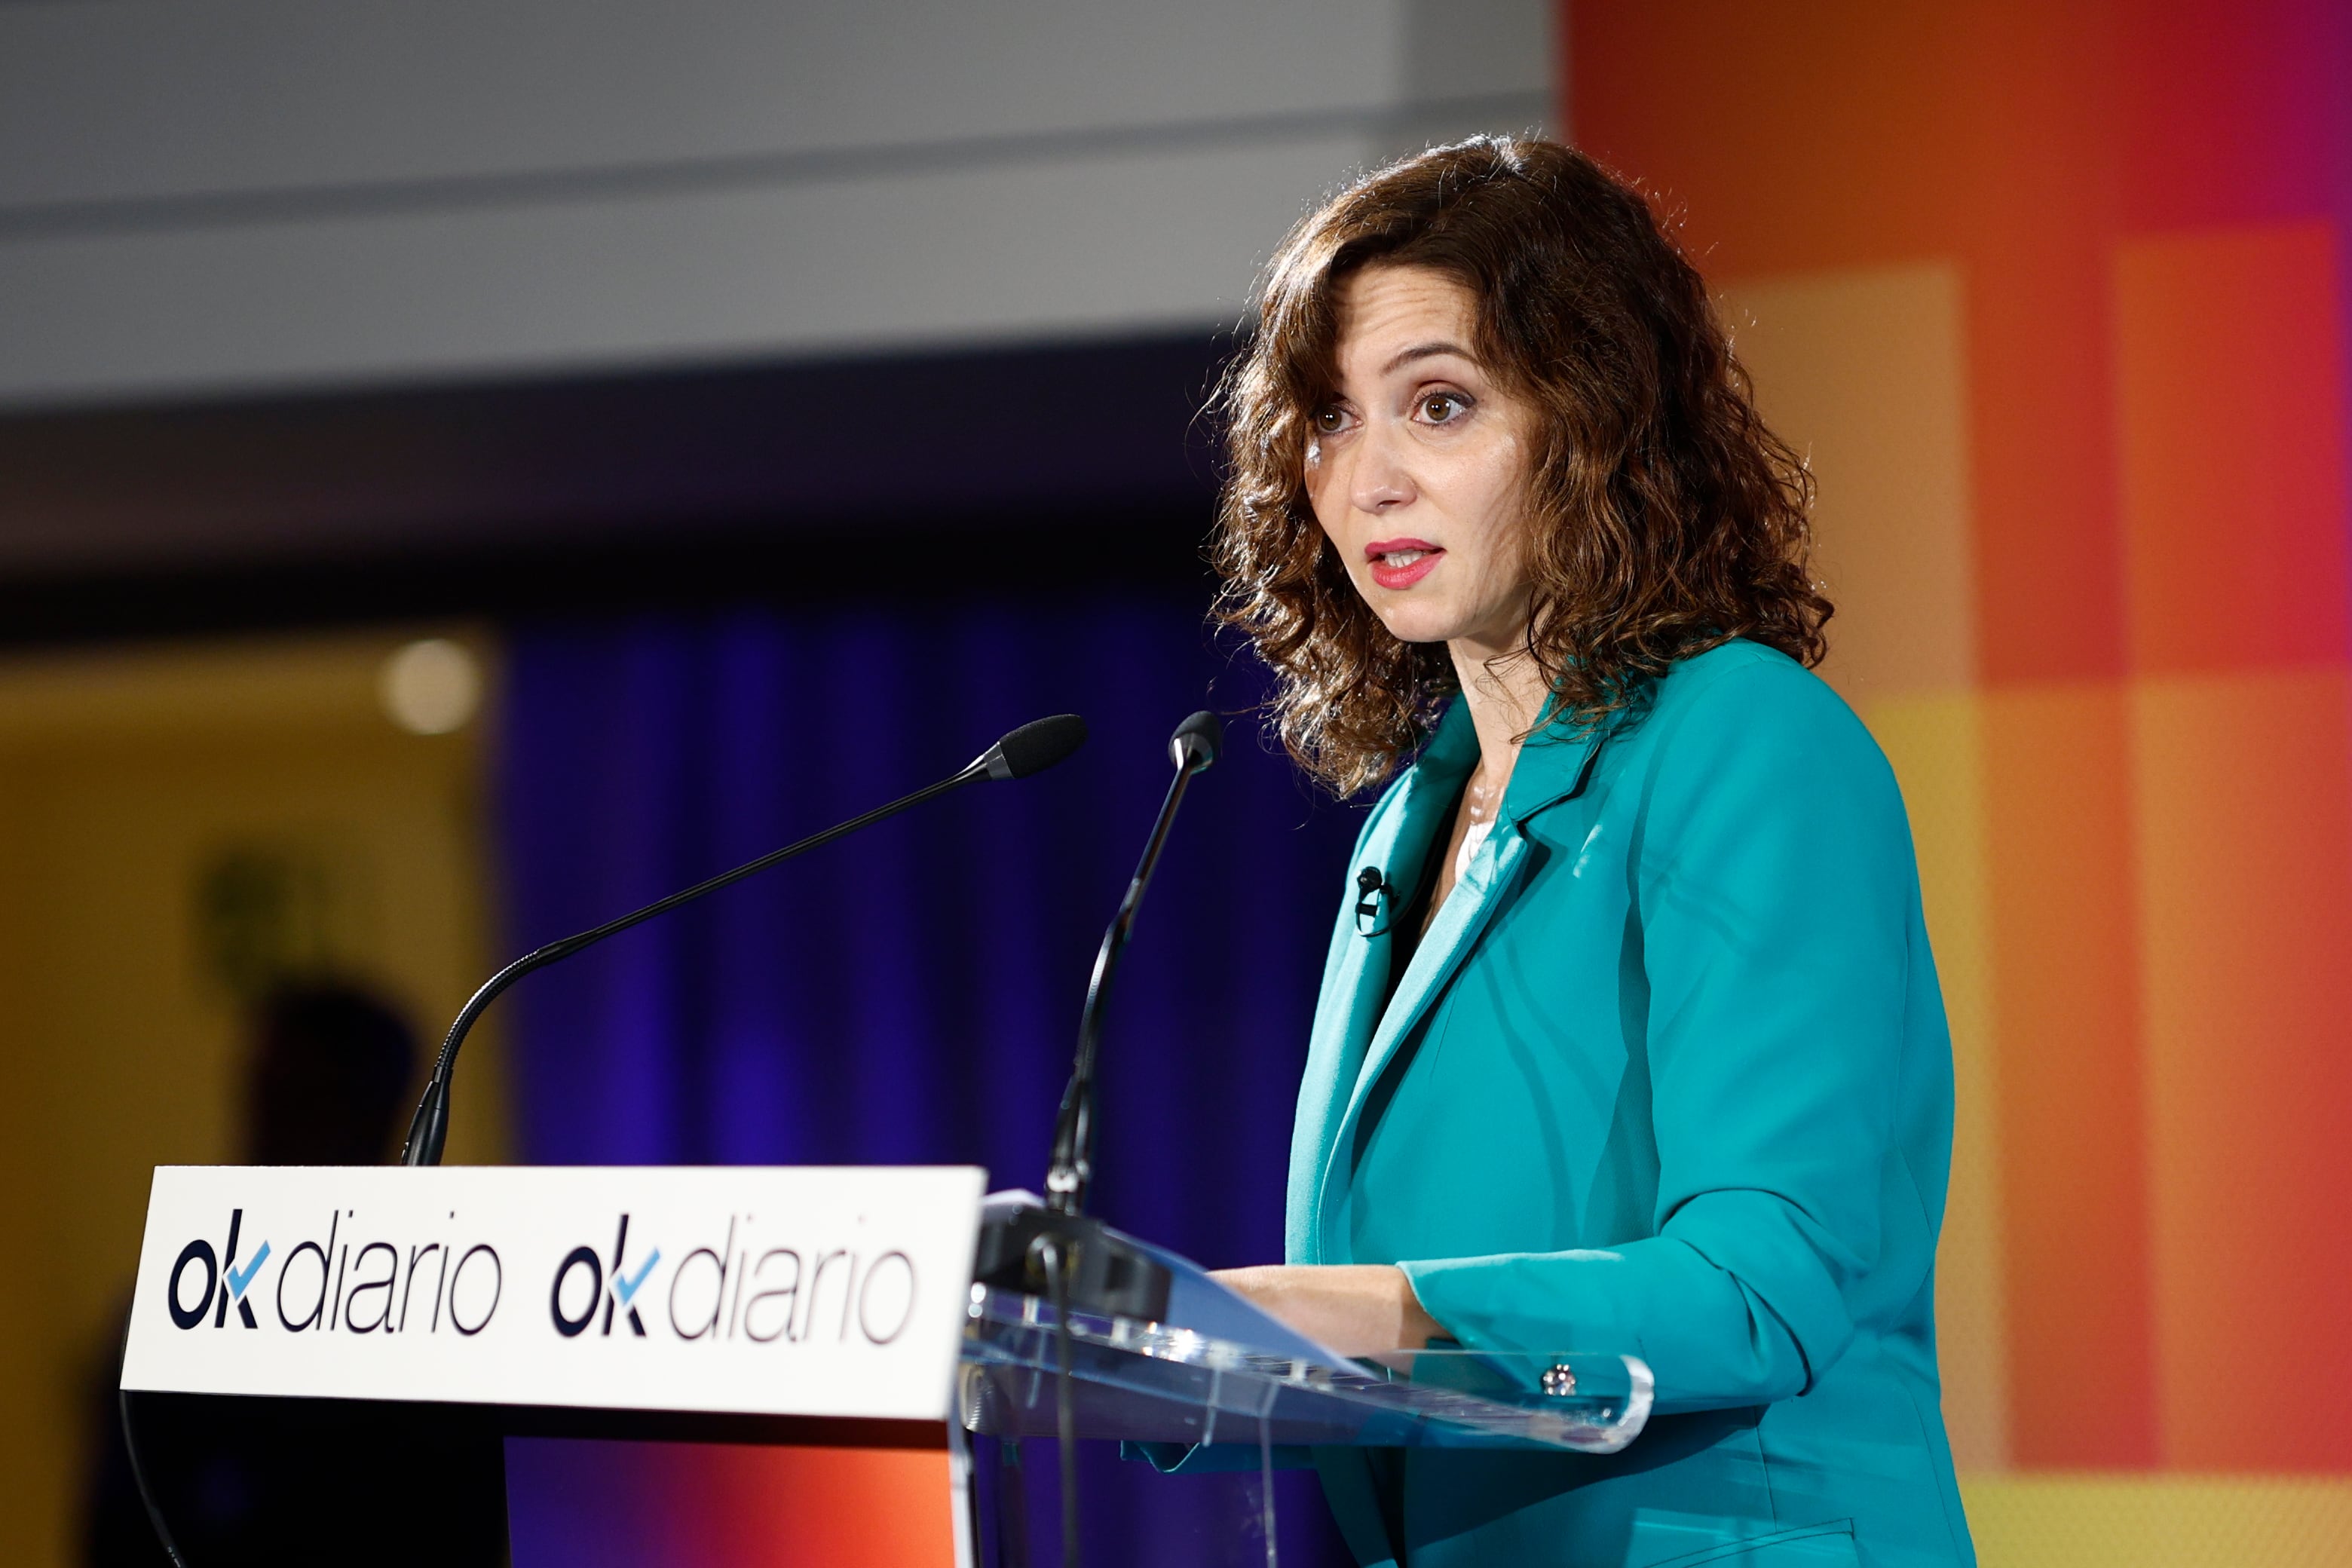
1570 4 1968 273
1984 685 2156 1465
2133 670 2352 1468
2116 225 2348 675
1573 1 2132 685
1965 239 2127 688
1572 0 2352 1498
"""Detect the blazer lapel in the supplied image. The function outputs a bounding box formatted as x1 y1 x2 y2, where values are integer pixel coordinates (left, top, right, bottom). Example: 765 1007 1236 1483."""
1309 712 1611 1263
1284 706 1475 1265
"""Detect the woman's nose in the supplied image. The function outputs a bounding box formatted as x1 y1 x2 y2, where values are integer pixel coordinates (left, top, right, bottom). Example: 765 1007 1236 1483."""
1349 424 1415 513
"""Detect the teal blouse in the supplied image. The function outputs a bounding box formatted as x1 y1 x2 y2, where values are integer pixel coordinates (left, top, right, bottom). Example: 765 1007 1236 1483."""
1292 641 1975 1567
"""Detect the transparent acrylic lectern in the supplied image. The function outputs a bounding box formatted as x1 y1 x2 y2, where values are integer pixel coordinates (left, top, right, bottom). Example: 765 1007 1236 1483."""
964 1286 1652 1453
957 1204 1653 1562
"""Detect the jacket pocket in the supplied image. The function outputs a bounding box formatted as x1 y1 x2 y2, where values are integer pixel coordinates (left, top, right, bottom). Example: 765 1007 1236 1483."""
1640 1519 1859 1568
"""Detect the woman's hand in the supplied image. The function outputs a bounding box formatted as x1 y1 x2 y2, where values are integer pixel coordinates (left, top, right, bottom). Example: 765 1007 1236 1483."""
1209 1264 1447 1357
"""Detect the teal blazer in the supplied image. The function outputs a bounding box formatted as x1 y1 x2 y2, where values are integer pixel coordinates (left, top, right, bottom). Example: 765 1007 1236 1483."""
1292 641 1974 1567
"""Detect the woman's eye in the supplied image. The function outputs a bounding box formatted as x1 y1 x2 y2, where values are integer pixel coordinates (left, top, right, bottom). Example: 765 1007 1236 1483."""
1419 392 1471 424
1313 406 1349 434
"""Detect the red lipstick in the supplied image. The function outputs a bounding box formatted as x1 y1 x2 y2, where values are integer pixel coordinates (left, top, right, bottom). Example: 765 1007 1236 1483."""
1366 537 1443 590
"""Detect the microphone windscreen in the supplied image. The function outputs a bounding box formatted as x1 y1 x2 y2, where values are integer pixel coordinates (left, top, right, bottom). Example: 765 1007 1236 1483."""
989 714 1089 780
1170 709 1223 770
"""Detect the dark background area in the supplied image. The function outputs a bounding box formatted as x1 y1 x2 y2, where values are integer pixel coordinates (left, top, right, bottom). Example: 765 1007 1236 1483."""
0 333 1236 645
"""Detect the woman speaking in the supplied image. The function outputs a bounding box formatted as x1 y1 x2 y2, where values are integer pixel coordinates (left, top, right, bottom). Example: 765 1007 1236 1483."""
1208 138 1974 1567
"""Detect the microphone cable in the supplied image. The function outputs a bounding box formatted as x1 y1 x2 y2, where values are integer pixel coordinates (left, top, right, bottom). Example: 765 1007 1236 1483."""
116 1331 192 1568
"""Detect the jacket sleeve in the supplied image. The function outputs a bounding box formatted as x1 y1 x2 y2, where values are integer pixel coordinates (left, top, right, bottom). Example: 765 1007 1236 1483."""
1398 658 1918 1412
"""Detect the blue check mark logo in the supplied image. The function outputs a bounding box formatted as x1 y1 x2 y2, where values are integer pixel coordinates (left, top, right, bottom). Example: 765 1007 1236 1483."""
550 1214 655 1337
225 1241 271 1303
612 1248 660 1309
171 1209 263 1329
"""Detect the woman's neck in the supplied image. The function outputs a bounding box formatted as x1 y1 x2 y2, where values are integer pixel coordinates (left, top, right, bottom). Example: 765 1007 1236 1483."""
1447 635 1551 810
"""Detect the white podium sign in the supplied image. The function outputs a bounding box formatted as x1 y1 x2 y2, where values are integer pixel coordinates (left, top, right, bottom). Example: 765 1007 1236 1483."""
123 1165 985 1424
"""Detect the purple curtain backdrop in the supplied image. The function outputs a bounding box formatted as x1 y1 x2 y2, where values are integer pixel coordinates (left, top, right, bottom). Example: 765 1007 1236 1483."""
495 595 1364 1566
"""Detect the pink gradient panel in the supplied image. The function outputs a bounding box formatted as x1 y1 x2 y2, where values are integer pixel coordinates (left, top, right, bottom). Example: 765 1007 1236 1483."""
507 1437 959 1568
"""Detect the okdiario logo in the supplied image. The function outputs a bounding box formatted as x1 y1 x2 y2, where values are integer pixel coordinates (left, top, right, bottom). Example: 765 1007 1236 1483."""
549 1214 920 1346
162 1202 914 1347
550 1214 658 1337
164 1208 504 1337
168 1208 268 1329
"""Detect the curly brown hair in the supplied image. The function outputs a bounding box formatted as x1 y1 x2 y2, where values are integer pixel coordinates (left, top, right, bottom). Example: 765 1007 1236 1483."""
1212 135 1830 796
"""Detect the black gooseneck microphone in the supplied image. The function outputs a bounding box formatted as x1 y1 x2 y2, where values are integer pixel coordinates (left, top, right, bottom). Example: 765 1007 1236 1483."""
974 710 1221 1568
972 709 1223 1315
398 713 1088 1167
1044 708 1222 1215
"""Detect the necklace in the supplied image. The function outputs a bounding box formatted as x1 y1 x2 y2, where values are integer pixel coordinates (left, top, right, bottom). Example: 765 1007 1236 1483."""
1463 766 1505 825
1453 766 1506 884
